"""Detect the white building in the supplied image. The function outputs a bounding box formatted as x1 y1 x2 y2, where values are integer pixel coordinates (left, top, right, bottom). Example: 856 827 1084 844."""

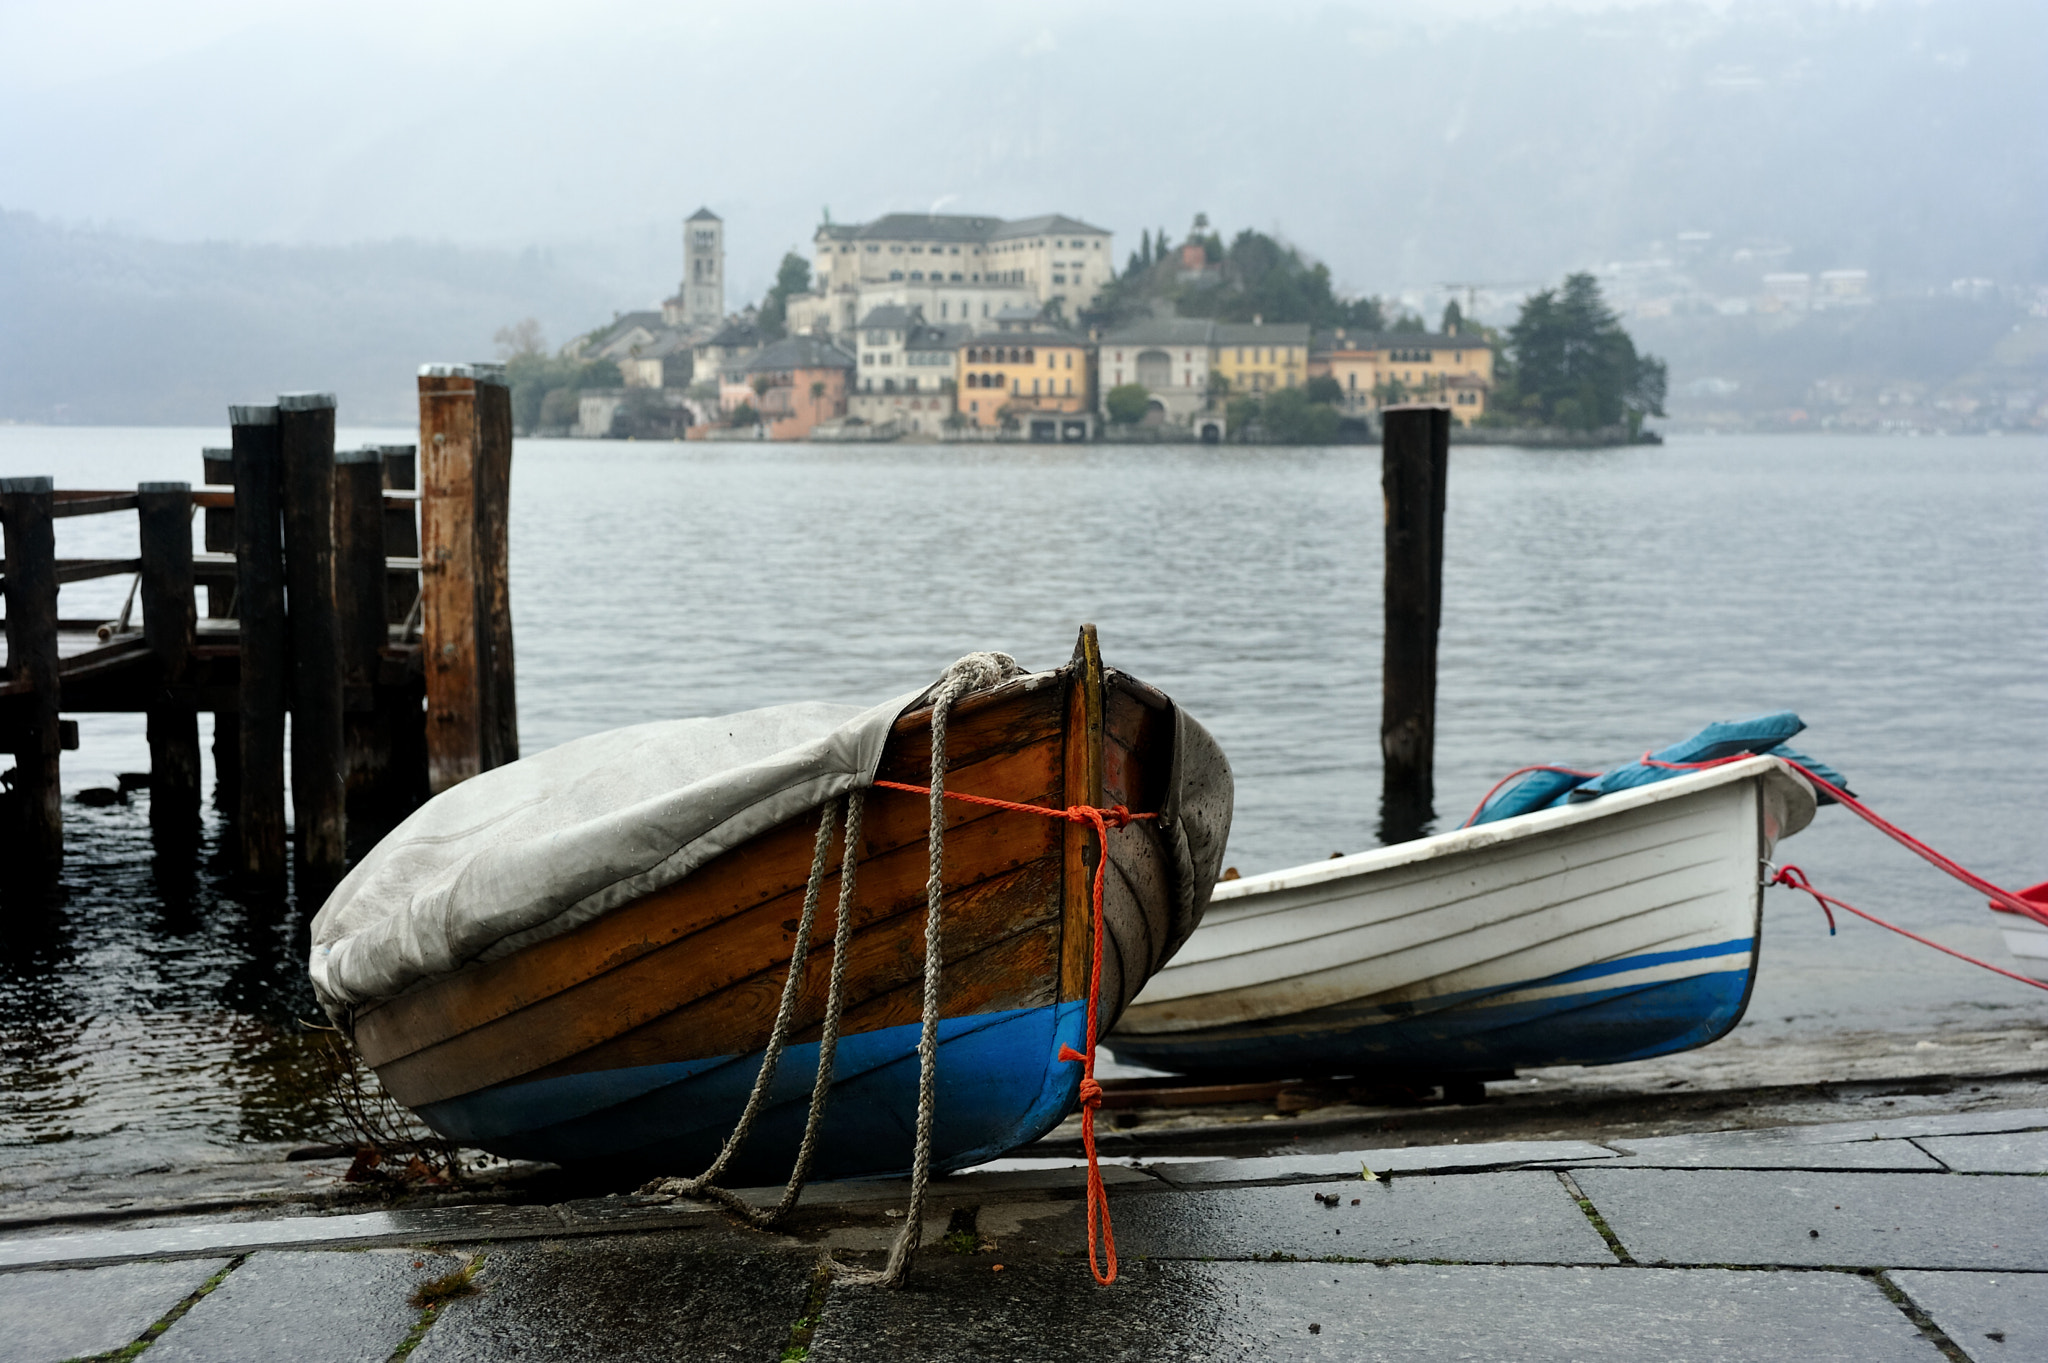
1097 318 1218 425
805 212 1113 346
847 305 966 436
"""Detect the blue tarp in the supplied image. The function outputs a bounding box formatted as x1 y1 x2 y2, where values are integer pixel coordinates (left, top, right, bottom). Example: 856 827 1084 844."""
1468 711 1850 827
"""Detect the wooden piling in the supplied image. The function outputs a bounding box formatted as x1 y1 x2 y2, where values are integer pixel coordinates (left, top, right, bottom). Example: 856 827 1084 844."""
1380 405 1451 841
137 482 201 842
0 476 62 874
418 366 517 792
335 449 394 834
279 393 346 878
231 406 287 878
473 371 518 770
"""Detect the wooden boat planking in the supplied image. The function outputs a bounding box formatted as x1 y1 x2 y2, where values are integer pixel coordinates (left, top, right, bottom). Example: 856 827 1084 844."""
347 636 1202 1177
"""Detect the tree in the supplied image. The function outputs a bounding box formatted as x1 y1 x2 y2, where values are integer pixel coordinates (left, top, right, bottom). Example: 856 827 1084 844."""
729 400 759 428
1305 374 1344 405
1260 387 1341 443
756 252 813 340
1441 299 1464 335
1497 273 1666 433
493 318 546 359
1104 383 1151 425
1139 229 1153 269
1390 312 1426 333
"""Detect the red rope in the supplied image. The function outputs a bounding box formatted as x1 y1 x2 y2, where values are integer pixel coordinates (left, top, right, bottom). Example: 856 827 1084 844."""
1638 752 2048 928
871 778 1155 1285
1769 864 2048 994
1459 764 1602 829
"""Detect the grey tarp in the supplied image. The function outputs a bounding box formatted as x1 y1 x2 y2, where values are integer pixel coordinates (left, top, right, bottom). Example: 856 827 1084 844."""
309 688 923 1021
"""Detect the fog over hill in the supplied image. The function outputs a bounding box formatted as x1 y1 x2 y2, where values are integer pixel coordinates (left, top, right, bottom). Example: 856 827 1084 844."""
0 0 2040 424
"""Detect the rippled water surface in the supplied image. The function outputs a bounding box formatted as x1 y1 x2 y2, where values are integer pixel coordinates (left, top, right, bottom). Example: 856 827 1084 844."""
2 427 2044 1191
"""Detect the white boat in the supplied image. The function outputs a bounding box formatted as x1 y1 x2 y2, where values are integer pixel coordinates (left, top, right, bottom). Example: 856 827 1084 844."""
1108 756 1817 1080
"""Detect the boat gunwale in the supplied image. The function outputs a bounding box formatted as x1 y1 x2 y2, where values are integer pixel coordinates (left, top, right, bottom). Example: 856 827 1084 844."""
1208 756 1811 903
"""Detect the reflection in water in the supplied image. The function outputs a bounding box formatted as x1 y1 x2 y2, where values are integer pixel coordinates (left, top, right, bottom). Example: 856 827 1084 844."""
0 802 334 1181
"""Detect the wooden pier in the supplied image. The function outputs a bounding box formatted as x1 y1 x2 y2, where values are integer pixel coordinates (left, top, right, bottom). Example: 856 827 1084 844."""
0 365 517 888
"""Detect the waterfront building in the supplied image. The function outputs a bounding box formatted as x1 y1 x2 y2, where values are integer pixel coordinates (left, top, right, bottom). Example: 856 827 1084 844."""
957 308 1094 433
1097 318 1219 426
693 317 761 399
1308 327 1495 424
807 213 1114 346
741 337 855 440
847 305 966 436
1211 320 1312 395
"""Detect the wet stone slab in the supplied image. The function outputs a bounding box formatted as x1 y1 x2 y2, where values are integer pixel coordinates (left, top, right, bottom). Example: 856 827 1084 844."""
1155 1139 1621 1187
408 1232 815 1362
1890 1270 2048 1358
1574 1169 2048 1269
1916 1131 2048 1173
1033 1172 1614 1264
0 1257 228 1363
1589 1130 1945 1171
146 1249 463 1363
808 1259 1942 1363
0 1202 568 1270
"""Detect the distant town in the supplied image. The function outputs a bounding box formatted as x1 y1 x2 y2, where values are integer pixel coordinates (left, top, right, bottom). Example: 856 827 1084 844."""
500 208 1667 446
497 205 2044 444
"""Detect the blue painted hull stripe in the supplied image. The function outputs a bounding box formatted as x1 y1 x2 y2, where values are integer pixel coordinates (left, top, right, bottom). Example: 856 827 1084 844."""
415 1001 1089 1178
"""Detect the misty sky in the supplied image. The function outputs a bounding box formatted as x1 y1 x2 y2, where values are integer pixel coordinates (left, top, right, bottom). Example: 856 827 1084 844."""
2 0 2042 314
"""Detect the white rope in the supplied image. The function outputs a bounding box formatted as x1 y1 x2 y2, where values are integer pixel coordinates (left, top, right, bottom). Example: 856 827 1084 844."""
649 653 1018 1285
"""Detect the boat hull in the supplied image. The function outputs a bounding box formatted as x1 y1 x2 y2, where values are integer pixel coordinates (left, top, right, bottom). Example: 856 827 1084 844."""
1109 757 1812 1080
346 647 1231 1179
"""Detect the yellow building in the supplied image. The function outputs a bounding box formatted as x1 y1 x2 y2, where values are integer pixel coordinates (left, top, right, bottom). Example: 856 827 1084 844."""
1309 327 1496 425
957 312 1093 430
1210 320 1311 395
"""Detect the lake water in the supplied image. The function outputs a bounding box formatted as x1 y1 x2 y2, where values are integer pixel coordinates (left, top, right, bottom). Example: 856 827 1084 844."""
2 428 2044 1196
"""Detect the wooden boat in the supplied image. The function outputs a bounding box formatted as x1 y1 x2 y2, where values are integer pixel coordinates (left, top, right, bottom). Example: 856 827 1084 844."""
1107 755 1814 1081
1992 883 2048 983
327 633 1232 1183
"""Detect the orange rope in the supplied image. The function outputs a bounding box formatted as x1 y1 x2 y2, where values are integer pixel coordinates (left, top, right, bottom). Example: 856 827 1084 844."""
871 778 1153 1285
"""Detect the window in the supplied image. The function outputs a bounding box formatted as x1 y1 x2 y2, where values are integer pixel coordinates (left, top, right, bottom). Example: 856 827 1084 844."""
910 271 923 281
906 377 918 392
1032 379 1040 395
1064 353 1072 368
866 245 879 253
891 245 903 254
1052 273 1066 284
910 246 923 254
1064 378 1072 395
889 270 902 281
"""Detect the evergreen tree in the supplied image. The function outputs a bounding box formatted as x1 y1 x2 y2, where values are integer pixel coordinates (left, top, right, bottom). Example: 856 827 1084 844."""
756 252 813 340
1498 273 1666 433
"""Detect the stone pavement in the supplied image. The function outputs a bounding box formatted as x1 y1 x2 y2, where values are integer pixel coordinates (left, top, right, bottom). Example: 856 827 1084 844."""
4 1106 2047 1362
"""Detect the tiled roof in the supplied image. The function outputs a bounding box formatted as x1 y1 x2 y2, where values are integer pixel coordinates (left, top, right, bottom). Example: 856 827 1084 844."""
1213 321 1313 346
989 213 1111 241
744 337 855 373
1100 319 1218 346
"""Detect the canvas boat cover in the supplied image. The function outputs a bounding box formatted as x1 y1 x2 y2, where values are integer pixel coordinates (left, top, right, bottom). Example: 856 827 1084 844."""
309 657 1233 1027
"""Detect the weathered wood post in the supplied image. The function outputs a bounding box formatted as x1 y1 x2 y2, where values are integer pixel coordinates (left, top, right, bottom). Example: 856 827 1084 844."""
231 405 288 878
1380 405 1451 842
278 393 346 879
137 482 201 842
418 365 517 793
334 449 394 836
0 476 62 874
474 372 518 771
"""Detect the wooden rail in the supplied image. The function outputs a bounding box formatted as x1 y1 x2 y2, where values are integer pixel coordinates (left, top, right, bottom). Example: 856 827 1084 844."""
1 363 512 892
